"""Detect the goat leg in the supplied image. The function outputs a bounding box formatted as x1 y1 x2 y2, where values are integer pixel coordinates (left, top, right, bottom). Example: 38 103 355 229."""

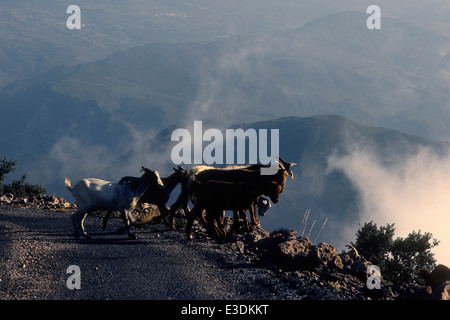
166 205 177 229
158 205 172 228
71 209 90 239
230 210 250 235
167 191 189 229
102 211 111 230
199 210 208 228
122 210 137 239
207 220 223 238
212 222 225 238
185 205 202 239
250 203 261 227
206 209 226 238
205 210 217 238
231 210 240 234
239 210 251 232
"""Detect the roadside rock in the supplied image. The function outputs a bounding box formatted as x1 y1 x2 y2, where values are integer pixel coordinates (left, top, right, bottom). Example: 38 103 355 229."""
44 195 59 206
221 226 404 300
309 242 342 270
0 193 14 204
0 194 75 210
275 237 313 270
255 234 356 274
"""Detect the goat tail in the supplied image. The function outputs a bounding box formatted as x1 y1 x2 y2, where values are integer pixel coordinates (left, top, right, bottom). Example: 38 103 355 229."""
65 178 72 191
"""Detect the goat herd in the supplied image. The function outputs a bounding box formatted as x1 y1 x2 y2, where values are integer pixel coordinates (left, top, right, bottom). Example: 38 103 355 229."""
64 158 297 240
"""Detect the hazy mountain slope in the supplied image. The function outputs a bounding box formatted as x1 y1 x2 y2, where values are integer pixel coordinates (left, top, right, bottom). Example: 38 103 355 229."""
2 1 450 89
0 0 374 89
0 85 134 189
0 86 128 154
4 11 450 142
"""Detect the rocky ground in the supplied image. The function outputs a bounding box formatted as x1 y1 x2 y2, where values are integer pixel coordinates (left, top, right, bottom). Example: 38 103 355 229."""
0 193 448 301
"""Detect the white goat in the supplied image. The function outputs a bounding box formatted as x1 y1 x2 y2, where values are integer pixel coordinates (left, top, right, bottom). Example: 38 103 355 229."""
65 167 165 239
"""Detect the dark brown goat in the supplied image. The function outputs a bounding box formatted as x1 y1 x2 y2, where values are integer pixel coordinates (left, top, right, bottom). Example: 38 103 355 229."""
102 166 186 230
167 158 296 232
186 179 284 238
184 159 296 238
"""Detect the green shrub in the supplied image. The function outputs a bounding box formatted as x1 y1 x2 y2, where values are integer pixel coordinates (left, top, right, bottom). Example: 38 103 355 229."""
352 221 439 285
3 174 46 198
0 156 46 198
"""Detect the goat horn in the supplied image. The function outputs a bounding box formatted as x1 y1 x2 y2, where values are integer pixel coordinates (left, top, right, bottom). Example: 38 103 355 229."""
274 159 286 171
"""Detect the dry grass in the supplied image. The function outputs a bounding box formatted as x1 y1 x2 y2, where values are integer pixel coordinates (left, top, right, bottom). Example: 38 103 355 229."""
299 209 328 244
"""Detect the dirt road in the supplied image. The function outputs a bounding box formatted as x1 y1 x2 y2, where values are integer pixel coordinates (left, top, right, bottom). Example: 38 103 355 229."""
0 206 297 300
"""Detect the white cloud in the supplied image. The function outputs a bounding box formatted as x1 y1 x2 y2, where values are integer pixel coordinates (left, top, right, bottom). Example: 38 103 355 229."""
328 145 450 265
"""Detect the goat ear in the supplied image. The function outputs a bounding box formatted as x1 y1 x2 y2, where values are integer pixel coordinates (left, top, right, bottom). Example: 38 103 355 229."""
288 162 298 180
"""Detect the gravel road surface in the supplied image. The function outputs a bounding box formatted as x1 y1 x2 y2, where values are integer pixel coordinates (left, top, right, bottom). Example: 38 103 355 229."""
0 206 298 300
